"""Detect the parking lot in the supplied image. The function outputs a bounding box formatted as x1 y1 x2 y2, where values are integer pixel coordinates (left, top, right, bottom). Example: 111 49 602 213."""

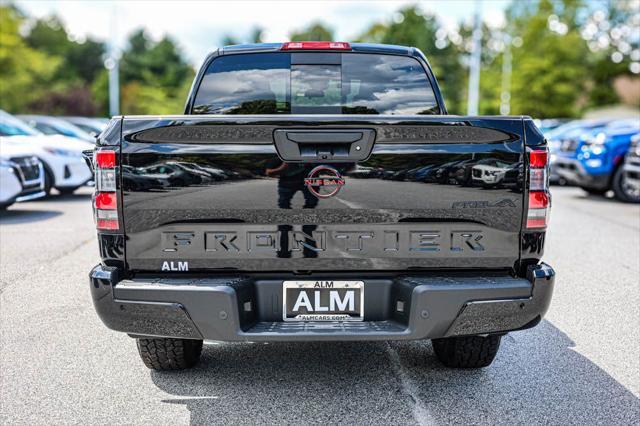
0 186 638 425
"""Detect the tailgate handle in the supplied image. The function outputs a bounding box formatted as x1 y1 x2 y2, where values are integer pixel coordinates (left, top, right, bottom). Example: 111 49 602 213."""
286 132 363 144
274 129 376 162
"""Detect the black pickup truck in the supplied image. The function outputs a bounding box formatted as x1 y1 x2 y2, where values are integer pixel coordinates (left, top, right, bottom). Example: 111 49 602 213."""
89 42 555 370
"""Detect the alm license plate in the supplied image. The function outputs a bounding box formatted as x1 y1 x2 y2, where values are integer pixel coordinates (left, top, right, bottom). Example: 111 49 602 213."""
283 280 364 322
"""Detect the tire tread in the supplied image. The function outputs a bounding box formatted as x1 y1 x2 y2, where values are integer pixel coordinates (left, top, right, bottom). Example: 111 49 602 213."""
612 166 639 203
432 335 501 368
136 338 202 371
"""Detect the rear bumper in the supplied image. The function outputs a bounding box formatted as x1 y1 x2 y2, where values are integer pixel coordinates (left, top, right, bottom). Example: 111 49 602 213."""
89 264 555 341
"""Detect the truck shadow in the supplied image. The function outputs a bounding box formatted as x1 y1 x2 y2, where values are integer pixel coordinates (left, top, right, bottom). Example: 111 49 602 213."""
150 320 639 424
569 191 630 204
44 191 92 201
0 209 62 224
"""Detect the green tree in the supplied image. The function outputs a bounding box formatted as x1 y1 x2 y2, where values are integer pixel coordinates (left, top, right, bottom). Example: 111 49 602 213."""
21 14 106 114
290 22 334 41
456 20 512 115
250 27 264 44
0 6 60 112
121 30 192 90
28 86 99 115
355 23 388 44
507 0 589 117
90 69 110 116
581 1 640 107
589 56 629 107
119 30 195 114
221 34 239 46
221 26 264 46
26 16 106 84
356 7 466 114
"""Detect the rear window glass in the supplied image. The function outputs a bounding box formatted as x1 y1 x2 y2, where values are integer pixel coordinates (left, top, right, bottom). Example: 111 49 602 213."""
193 52 439 115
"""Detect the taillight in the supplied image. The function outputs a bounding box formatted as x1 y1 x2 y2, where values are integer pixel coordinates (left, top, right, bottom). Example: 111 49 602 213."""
94 149 119 231
527 148 551 229
281 41 351 50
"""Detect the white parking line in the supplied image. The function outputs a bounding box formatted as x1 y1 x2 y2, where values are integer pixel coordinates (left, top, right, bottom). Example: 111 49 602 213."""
385 342 435 426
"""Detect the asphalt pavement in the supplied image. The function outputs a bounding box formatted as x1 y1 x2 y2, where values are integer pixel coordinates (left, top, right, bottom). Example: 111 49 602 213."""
1 186 638 425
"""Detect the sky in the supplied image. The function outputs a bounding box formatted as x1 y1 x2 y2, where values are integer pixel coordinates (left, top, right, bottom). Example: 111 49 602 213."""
12 0 511 66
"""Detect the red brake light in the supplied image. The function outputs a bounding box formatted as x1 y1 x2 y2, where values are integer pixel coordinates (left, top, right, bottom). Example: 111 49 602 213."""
281 41 351 51
96 150 116 168
95 192 117 210
526 147 551 229
94 193 119 230
529 192 549 209
529 151 548 168
94 149 119 231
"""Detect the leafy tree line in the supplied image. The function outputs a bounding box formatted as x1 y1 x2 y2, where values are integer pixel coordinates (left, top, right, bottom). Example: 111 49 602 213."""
1 1 638 118
0 5 193 115
224 0 640 117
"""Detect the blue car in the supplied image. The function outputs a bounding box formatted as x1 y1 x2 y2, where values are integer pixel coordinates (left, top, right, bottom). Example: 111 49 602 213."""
546 119 610 184
554 119 640 202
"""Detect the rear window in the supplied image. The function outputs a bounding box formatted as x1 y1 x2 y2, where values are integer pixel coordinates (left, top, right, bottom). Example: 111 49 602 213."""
192 52 439 115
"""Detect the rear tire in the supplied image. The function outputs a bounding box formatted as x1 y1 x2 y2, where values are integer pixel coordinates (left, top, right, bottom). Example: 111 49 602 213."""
43 169 53 195
136 338 203 371
612 166 640 203
432 335 501 368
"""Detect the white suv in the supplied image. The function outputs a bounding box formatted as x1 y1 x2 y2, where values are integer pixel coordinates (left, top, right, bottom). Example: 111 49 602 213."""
0 111 93 195
0 144 45 209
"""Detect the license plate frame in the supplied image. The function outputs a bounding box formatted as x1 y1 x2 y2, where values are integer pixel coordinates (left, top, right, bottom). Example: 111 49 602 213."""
282 280 364 322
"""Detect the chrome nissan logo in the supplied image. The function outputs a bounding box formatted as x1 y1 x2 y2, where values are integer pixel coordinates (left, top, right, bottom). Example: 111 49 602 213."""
304 165 345 198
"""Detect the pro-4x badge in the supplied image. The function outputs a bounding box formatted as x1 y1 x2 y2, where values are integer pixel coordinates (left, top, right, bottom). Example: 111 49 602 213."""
304 166 345 198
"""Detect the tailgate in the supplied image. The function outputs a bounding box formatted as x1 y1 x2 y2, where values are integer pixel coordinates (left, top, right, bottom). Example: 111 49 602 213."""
120 115 525 272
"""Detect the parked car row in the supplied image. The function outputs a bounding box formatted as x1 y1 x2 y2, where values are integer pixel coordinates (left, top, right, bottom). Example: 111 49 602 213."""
2 110 638 209
0 111 103 209
542 117 640 203
343 155 522 192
